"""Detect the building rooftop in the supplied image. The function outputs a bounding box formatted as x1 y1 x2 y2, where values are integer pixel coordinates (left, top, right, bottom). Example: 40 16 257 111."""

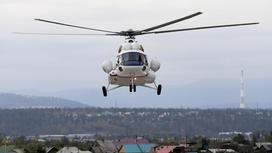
0 145 15 153
120 144 155 153
152 146 176 153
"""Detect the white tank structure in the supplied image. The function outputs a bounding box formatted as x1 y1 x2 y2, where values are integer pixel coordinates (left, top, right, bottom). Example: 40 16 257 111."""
150 59 160 72
240 70 245 109
102 60 113 73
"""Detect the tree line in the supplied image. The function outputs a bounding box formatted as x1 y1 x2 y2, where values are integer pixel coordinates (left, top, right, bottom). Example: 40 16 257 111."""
0 108 272 137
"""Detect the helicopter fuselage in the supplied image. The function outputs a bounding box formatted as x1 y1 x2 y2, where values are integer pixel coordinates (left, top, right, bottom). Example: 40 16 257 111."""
108 50 155 86
101 39 161 95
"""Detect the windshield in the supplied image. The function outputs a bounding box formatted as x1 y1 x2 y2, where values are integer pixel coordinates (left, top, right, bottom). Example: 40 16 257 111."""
121 52 147 66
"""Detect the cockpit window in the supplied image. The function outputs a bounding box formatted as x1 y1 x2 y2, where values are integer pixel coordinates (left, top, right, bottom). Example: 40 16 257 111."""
121 52 147 66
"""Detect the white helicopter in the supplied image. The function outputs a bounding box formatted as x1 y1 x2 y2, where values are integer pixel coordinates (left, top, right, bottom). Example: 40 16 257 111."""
15 12 258 97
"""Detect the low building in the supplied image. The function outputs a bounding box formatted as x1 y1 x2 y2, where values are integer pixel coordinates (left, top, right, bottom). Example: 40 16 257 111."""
255 144 272 153
152 146 176 153
57 147 91 153
116 137 150 146
90 140 119 153
46 147 58 153
0 145 23 153
151 145 196 153
256 142 272 148
119 144 155 153
208 149 237 153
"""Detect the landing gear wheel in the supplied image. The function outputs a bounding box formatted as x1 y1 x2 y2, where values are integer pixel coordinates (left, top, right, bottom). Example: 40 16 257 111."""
133 85 136 92
157 84 162 95
102 86 107 97
129 85 132 92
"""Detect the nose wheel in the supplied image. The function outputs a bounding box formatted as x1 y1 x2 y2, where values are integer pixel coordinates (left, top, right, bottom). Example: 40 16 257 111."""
129 85 132 92
129 78 137 93
129 84 136 92
133 85 136 92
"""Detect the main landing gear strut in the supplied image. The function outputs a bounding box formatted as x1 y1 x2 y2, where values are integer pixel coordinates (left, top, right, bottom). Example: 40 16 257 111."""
102 78 162 97
129 78 137 93
102 83 162 97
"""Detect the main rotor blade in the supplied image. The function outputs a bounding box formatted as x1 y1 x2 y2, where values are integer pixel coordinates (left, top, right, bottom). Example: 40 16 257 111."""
13 32 114 36
35 19 119 34
143 22 259 34
140 12 202 32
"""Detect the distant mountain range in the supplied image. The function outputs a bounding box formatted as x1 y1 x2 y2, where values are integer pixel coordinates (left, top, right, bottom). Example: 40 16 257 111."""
5 79 272 109
0 93 88 108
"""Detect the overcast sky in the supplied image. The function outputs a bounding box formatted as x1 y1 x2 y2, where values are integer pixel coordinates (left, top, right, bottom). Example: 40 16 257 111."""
0 0 271 91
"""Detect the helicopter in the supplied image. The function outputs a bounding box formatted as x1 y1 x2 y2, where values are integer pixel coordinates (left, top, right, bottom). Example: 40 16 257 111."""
15 12 259 97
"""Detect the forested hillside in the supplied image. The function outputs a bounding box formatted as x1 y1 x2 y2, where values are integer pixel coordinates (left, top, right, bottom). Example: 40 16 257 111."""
0 108 272 137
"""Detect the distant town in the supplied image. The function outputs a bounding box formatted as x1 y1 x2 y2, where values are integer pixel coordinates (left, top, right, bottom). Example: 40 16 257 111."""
0 107 272 152
1 133 272 153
